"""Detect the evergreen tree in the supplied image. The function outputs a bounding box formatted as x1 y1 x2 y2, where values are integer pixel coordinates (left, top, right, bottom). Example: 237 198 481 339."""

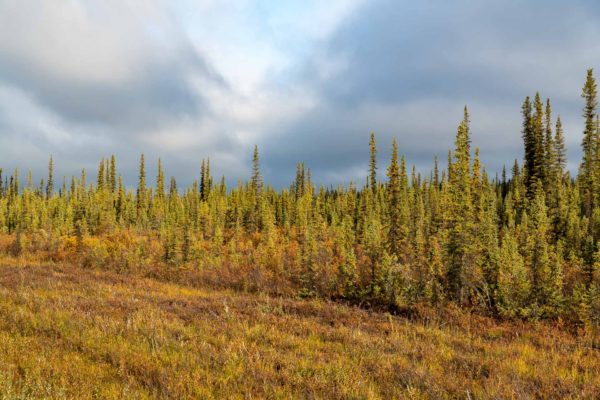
46 155 54 199
97 158 105 192
532 93 546 189
251 145 263 197
496 228 530 318
295 162 305 199
156 158 165 201
169 176 178 197
425 236 445 305
554 116 567 177
200 159 210 201
446 109 473 303
386 138 401 258
528 187 553 312
116 175 125 221
369 133 377 193
580 69 598 223
433 155 440 188
205 159 212 196
136 154 147 221
109 155 117 193
522 95 546 198
200 159 206 198
544 98 556 192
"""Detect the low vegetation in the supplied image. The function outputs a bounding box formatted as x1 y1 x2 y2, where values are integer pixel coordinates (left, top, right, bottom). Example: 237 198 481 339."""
0 261 599 399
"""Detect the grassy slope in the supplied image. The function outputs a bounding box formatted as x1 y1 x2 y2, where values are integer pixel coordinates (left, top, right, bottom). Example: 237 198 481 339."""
0 261 598 399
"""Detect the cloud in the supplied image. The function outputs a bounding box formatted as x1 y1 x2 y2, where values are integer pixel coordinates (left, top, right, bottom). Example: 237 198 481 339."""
0 0 230 185
0 0 222 129
261 0 600 186
0 0 364 187
0 0 599 188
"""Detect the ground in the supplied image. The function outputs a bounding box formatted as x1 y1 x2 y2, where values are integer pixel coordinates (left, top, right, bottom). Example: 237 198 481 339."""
0 261 598 399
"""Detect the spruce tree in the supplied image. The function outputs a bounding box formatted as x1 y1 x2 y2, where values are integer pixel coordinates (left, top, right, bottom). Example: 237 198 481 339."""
369 133 377 193
433 155 440 188
156 158 165 201
446 110 473 302
528 186 552 311
249 145 263 231
425 236 445 305
522 96 539 198
109 155 117 193
544 98 556 192
295 162 305 199
116 175 125 221
136 154 147 221
200 159 207 201
554 116 567 176
169 176 178 197
46 155 54 199
386 138 401 258
97 158 105 192
496 229 530 318
532 93 546 189
251 145 263 197
80 167 86 189
61 176 67 198
205 159 212 195
580 69 598 222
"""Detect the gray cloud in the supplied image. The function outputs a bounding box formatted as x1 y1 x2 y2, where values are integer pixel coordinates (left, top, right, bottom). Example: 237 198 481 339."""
0 1 235 186
262 0 600 187
1 0 600 189
0 2 224 130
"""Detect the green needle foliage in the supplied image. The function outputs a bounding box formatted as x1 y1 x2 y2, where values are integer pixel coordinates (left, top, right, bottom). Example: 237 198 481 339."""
0 70 599 330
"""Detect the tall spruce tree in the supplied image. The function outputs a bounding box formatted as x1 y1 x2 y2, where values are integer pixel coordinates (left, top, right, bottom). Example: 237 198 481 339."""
532 93 546 189
446 108 473 302
156 158 165 201
136 154 147 220
369 133 377 193
46 155 53 199
251 145 263 197
386 138 401 258
554 116 567 176
580 69 598 223
97 158 105 192
249 145 263 231
522 95 546 198
109 155 117 193
544 98 556 193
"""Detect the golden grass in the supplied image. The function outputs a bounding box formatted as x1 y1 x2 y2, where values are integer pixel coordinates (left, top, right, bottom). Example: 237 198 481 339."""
0 261 598 399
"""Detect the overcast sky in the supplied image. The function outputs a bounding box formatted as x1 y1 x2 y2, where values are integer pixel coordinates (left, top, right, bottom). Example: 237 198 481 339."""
1 0 599 188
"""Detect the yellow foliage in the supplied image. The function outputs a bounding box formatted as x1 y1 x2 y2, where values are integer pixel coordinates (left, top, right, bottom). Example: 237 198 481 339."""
1 262 598 399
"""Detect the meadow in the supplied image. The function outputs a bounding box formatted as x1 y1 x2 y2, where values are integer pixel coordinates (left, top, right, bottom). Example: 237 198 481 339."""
0 257 598 399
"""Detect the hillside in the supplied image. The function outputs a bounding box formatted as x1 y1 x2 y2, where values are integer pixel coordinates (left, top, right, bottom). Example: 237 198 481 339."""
0 261 598 399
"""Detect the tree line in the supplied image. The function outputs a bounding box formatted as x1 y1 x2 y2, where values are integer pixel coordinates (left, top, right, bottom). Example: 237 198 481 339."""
0 70 599 329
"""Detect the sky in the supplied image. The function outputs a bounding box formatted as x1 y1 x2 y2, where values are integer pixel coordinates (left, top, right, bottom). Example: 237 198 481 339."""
1 0 600 189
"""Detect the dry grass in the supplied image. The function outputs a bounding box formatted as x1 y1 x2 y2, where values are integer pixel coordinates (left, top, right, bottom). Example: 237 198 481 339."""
0 260 599 399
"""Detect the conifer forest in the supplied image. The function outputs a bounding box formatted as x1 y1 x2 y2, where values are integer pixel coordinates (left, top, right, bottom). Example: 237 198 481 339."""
2 70 600 324
2 68 600 397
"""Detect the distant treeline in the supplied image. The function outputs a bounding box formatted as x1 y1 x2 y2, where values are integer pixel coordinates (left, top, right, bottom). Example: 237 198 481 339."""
0 70 599 330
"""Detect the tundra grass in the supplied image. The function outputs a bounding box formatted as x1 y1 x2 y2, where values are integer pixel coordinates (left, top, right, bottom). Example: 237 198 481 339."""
0 262 598 399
